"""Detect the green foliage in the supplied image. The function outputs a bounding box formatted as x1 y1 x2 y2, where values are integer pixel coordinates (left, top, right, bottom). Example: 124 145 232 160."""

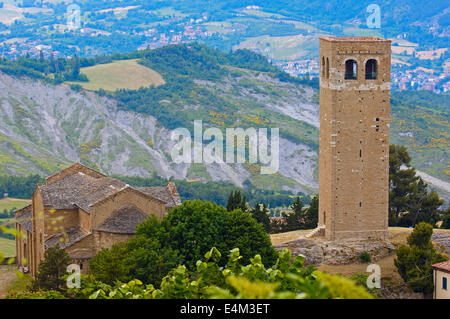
441 208 450 229
349 272 378 295
70 248 373 299
89 242 133 285
30 245 71 292
7 290 66 299
389 145 443 227
90 224 180 287
359 251 371 263
305 195 319 229
275 196 318 233
0 175 43 199
394 222 446 294
226 190 247 212
250 203 271 232
390 91 449 181
0 207 15 219
117 175 301 208
282 197 304 232
90 201 277 286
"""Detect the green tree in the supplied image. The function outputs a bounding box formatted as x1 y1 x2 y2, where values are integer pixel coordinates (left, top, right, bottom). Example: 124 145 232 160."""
30 245 71 292
282 197 304 231
389 145 443 227
123 230 180 286
72 54 80 79
304 195 319 229
250 203 271 232
394 222 446 294
89 242 132 285
441 208 450 229
91 200 278 284
226 190 247 212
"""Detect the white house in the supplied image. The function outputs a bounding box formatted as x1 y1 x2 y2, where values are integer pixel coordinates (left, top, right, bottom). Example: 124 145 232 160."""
432 261 450 299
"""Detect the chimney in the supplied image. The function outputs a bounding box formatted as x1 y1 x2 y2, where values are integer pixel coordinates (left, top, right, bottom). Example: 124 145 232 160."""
166 182 182 206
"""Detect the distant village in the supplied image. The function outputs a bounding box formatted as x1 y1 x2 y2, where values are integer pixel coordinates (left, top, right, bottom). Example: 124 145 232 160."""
1 24 214 58
276 55 449 93
0 3 448 93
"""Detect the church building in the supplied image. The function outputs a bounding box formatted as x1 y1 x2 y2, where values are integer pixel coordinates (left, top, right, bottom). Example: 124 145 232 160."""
14 163 182 275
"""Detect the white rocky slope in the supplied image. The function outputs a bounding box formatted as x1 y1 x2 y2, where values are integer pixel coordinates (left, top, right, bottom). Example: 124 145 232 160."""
0 73 318 193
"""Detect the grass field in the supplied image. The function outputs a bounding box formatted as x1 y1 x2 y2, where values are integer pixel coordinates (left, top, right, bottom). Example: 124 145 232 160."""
68 59 165 91
0 237 15 257
0 198 30 212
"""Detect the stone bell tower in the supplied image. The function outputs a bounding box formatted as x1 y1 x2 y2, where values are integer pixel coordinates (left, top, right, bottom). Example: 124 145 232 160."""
318 37 391 241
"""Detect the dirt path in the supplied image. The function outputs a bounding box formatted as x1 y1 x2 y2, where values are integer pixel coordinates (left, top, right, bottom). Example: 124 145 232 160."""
0 265 17 298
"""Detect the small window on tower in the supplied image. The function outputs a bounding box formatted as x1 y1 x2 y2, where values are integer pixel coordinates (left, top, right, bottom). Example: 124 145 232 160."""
326 57 330 79
322 56 325 78
366 59 377 80
345 59 357 80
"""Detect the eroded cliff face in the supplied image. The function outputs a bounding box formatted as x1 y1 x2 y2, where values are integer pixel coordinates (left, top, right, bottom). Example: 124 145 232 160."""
0 72 319 193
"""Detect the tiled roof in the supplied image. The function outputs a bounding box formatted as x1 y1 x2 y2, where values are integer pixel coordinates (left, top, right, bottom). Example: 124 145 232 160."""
137 187 177 208
94 204 148 234
15 204 33 233
137 183 181 208
38 172 127 211
432 261 450 273
38 171 181 211
45 226 89 249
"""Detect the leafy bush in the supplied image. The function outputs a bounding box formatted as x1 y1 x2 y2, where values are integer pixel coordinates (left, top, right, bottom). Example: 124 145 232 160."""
359 251 371 263
90 200 277 285
75 248 373 299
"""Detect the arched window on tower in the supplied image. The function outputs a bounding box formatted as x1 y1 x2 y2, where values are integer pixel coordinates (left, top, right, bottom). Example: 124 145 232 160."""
326 57 329 79
365 59 377 80
345 59 357 80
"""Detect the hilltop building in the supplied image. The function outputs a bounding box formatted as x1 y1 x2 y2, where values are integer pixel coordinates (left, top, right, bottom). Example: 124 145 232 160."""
14 163 181 275
318 37 391 241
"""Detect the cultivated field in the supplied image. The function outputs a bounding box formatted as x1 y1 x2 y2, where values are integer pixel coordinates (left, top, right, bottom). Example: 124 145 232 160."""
68 59 166 91
0 237 15 257
0 198 30 212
